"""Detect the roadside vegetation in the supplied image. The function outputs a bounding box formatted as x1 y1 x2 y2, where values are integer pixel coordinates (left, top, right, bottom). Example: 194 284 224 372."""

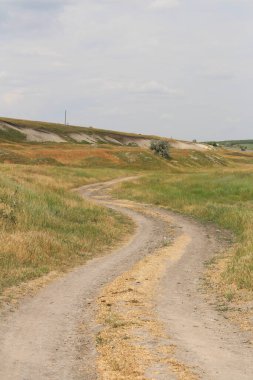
0 141 169 296
0 164 136 295
1 128 253 302
113 167 253 292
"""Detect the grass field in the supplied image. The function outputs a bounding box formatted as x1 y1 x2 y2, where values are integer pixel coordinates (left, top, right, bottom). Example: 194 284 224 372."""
113 167 253 292
208 140 253 151
0 131 253 301
0 142 168 169
0 140 172 296
0 163 137 295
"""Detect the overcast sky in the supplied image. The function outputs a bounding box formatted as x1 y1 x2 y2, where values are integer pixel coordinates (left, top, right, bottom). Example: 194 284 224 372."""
0 0 252 140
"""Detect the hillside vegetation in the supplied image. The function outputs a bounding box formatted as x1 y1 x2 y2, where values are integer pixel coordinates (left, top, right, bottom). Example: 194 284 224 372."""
0 165 136 295
208 139 253 151
0 116 253 303
0 130 170 296
0 116 214 153
0 116 159 145
113 166 253 293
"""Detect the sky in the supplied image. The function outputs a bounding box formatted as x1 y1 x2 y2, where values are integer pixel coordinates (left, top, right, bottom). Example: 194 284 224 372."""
0 0 252 141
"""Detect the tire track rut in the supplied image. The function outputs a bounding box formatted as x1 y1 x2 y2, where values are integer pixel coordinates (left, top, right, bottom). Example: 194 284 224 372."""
0 177 252 379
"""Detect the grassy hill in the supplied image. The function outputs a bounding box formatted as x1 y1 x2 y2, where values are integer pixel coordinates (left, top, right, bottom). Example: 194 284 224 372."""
1 116 253 304
207 139 253 151
0 116 214 153
0 116 160 145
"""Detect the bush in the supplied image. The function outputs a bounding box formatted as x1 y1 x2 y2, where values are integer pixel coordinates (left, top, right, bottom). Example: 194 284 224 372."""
150 140 171 159
208 142 219 147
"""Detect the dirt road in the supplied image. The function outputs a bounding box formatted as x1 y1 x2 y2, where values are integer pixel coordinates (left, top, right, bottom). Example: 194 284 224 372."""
0 177 252 379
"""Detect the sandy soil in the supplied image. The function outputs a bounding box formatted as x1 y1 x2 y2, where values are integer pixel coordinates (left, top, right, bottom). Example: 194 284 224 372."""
69 133 97 143
170 141 212 151
0 122 67 142
0 177 252 379
155 209 253 380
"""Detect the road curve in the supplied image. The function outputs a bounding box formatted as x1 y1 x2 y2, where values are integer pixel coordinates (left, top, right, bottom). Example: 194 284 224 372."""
0 178 168 380
0 177 252 380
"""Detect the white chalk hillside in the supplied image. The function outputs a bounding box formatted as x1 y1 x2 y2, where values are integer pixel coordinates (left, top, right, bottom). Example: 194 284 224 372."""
0 118 212 151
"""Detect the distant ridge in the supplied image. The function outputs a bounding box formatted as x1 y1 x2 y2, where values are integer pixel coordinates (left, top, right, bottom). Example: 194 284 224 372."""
0 116 211 151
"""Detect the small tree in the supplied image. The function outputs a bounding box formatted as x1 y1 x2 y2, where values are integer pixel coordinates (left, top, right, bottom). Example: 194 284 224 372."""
150 140 171 159
208 141 218 147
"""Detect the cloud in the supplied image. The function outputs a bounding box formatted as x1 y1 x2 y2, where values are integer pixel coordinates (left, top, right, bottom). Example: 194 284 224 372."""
202 68 235 81
160 113 174 121
0 71 7 80
2 90 25 106
217 0 251 4
226 117 241 124
0 0 70 36
0 0 252 140
0 0 70 11
149 0 180 10
128 81 183 96
89 105 127 117
81 79 183 97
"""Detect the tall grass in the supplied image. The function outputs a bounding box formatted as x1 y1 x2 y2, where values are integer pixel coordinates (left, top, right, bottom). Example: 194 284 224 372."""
0 139 251 296
113 169 253 291
0 143 168 170
0 140 169 295
0 164 133 294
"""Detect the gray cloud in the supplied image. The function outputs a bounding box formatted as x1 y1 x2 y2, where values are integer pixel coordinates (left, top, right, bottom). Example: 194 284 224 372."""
0 0 252 140
149 0 181 10
0 0 69 10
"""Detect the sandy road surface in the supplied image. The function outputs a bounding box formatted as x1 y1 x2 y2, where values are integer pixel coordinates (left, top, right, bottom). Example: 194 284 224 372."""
155 209 253 380
0 177 252 379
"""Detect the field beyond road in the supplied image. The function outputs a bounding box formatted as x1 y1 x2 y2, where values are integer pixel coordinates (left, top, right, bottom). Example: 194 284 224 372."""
113 168 253 294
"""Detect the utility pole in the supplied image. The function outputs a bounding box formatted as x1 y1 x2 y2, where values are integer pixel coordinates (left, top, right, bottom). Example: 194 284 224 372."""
65 110 67 125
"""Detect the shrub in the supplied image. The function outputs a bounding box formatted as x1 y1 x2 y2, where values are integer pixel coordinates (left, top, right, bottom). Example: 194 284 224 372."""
150 140 171 159
208 142 218 147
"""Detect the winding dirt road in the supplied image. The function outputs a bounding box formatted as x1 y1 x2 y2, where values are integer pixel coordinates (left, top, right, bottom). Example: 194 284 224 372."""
0 177 252 379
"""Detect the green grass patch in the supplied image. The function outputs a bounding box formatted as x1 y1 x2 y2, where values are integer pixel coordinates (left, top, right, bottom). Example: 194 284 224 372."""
0 164 134 294
209 140 253 151
113 169 253 291
0 127 26 143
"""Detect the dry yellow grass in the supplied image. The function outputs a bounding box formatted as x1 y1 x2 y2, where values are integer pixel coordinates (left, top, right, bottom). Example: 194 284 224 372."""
0 163 134 297
96 204 198 380
114 166 253 292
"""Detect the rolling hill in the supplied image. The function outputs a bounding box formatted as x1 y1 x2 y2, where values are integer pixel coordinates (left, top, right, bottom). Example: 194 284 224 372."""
0 116 211 152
